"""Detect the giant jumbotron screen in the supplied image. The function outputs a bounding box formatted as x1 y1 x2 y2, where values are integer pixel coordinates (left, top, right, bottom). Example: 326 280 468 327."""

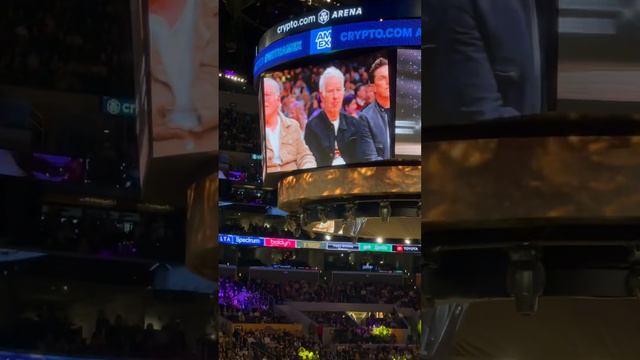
254 8 421 175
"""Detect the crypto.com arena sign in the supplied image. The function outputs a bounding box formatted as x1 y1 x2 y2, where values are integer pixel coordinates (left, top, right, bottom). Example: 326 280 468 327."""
276 7 363 34
258 0 420 50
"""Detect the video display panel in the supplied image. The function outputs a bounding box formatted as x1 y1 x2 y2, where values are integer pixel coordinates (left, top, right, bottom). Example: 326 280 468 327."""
261 49 419 174
395 49 421 157
148 0 218 157
0 149 27 177
424 0 557 124
0 150 84 183
31 153 84 183
557 0 640 113
254 18 422 78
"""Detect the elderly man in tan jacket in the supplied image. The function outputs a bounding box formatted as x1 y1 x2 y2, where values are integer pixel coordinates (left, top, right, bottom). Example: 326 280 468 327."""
149 0 218 157
263 77 316 173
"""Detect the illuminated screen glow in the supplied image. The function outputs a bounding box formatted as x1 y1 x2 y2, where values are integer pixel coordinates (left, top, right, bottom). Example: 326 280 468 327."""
0 351 102 360
557 4 640 112
219 234 421 254
395 49 421 157
261 48 419 174
148 0 219 157
0 149 26 177
254 19 421 77
31 153 84 183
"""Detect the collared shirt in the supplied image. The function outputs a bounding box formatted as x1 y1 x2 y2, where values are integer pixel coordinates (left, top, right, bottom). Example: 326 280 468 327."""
329 115 340 136
266 115 282 165
329 114 345 165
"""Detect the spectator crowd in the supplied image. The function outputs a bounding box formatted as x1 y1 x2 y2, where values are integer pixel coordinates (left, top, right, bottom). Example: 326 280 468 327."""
220 329 327 360
219 277 290 324
0 308 203 359
0 0 133 95
220 222 302 240
220 106 261 154
35 205 183 262
220 277 419 309
267 62 379 133
335 344 418 360
307 311 409 346
220 328 417 360
307 311 407 330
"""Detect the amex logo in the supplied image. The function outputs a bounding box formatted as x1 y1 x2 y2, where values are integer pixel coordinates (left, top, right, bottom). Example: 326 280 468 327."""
315 30 332 50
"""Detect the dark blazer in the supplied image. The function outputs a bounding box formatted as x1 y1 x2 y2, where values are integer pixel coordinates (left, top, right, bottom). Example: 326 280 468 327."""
304 111 367 167
359 102 391 161
431 0 552 122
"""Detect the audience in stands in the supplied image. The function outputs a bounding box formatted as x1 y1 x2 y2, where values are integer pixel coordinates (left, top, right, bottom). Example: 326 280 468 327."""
363 312 407 329
307 311 407 329
219 184 275 205
220 106 260 154
0 0 133 95
220 328 416 360
220 329 326 360
306 312 358 330
219 277 419 309
335 344 418 360
0 308 203 359
258 278 419 308
333 326 397 345
268 64 375 130
308 311 408 346
220 221 365 244
220 222 305 240
37 206 183 261
219 278 290 324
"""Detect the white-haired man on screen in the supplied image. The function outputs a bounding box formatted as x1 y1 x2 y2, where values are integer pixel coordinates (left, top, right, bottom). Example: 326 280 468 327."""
263 77 316 172
304 66 375 167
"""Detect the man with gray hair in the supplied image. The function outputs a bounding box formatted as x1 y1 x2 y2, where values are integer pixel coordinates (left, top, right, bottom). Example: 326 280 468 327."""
304 66 374 167
263 77 316 172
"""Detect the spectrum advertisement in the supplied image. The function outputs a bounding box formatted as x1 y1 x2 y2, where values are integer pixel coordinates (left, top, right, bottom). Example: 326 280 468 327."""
254 19 421 77
219 234 420 254
219 234 264 246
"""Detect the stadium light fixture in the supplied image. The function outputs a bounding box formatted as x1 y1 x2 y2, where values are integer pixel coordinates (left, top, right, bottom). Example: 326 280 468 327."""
379 201 390 223
317 206 327 224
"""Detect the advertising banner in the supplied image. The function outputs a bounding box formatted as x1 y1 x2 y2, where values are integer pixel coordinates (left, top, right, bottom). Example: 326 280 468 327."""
254 19 421 77
264 237 297 248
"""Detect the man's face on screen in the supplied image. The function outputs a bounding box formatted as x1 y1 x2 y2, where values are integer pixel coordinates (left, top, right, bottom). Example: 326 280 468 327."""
366 84 376 103
374 64 390 102
283 95 295 111
263 81 280 121
356 86 367 100
321 75 344 118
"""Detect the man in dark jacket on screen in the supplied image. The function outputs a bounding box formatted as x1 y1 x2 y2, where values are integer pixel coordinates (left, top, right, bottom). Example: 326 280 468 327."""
428 0 555 122
305 66 374 167
359 57 394 161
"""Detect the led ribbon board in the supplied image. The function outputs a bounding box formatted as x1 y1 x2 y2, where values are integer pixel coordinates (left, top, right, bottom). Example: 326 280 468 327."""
0 352 103 360
254 19 421 77
219 234 421 254
219 234 264 246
